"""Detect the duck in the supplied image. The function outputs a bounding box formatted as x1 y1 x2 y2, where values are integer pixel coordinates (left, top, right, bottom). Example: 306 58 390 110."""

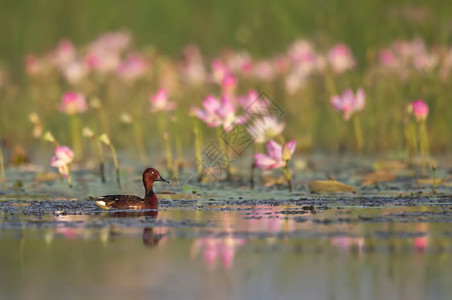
90 168 169 210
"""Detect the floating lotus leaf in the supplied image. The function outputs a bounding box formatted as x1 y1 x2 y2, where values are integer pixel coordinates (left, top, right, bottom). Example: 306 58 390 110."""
373 160 406 172
362 171 397 185
308 180 355 193
416 178 449 186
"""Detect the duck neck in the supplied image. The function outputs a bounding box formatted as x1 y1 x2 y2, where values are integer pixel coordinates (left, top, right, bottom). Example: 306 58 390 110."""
144 184 155 198
144 188 158 206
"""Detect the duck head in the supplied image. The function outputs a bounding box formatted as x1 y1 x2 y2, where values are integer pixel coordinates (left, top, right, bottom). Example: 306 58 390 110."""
143 168 169 193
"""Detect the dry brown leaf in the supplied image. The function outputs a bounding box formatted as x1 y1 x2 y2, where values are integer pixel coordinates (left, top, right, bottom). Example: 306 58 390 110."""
373 160 406 172
416 178 448 186
308 180 355 193
362 171 397 185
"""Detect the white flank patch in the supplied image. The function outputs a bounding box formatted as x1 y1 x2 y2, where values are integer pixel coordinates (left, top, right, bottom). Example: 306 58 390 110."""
95 200 109 210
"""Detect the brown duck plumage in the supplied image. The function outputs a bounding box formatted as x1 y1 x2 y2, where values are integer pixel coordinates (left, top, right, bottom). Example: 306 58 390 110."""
90 168 169 210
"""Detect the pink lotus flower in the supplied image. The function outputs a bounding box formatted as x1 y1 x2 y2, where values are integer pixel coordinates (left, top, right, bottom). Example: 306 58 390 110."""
63 61 88 85
150 89 177 112
285 72 306 95
89 30 131 55
117 54 147 81
84 51 120 74
50 146 74 178
414 53 438 71
288 40 316 64
328 43 356 74
182 44 207 84
331 88 365 120
237 90 269 114
253 60 275 82
84 32 130 74
230 51 252 74
25 55 44 76
412 100 429 121
247 116 285 143
254 140 296 170
49 39 76 69
194 95 246 131
211 59 228 83
59 92 88 115
379 48 398 67
275 55 289 74
221 73 237 92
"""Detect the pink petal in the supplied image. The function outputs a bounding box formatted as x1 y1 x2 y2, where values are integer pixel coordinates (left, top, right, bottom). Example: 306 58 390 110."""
355 88 366 111
285 140 297 155
254 153 277 170
202 96 220 112
152 89 167 104
331 96 343 110
266 140 283 161
217 95 235 118
248 89 259 102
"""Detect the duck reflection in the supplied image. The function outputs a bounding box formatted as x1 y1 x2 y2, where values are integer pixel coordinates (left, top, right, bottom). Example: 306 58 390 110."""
107 205 165 247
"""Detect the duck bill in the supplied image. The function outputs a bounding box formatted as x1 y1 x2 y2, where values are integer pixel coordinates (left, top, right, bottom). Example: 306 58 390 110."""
157 174 170 183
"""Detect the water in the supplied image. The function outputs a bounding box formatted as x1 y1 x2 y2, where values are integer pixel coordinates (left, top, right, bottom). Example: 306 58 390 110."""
0 160 451 300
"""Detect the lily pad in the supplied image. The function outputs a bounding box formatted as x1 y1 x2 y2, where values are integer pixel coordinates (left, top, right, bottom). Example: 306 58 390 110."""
373 160 406 172
362 171 397 185
416 178 449 186
308 180 356 193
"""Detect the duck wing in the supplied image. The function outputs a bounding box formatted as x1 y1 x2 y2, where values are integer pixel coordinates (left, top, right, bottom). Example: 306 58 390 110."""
90 195 144 210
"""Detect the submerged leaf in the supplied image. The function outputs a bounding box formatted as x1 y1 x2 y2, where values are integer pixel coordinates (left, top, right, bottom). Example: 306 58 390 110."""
308 180 355 193
36 172 60 181
157 192 193 200
362 171 396 185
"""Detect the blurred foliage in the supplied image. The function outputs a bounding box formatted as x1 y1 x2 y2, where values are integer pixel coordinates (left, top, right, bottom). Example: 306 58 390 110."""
0 0 452 162
1 0 452 79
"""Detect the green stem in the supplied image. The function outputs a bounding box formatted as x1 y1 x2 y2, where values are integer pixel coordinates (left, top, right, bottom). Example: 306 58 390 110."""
432 165 437 194
133 122 146 162
164 135 173 172
353 114 363 153
109 144 121 189
282 161 292 192
324 70 337 97
67 167 73 188
419 121 429 158
0 144 5 189
250 163 255 189
193 118 203 181
275 134 286 145
216 127 231 181
404 122 415 163
172 120 183 171
157 115 173 173
407 121 417 164
96 139 106 183
70 115 82 158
